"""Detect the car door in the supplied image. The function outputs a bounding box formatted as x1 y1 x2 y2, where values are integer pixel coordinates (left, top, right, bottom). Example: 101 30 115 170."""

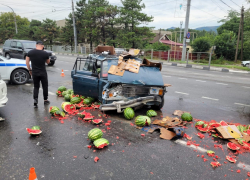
10 41 18 58
0 57 7 79
16 41 24 59
72 58 99 98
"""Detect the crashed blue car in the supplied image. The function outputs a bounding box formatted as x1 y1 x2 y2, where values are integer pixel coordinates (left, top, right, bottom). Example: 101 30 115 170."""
71 54 167 112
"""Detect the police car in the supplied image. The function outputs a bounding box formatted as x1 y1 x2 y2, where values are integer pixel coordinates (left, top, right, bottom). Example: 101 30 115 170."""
0 55 30 85
0 73 8 107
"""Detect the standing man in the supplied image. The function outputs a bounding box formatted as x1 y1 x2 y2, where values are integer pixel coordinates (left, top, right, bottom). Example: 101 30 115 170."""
26 41 50 108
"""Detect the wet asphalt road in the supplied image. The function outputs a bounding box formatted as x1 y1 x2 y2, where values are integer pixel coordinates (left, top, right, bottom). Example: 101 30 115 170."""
0 55 250 180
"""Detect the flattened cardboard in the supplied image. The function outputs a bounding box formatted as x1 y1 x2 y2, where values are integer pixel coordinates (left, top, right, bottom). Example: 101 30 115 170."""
216 125 243 139
142 58 162 71
128 49 140 56
242 134 250 143
95 46 115 55
108 65 117 74
173 110 191 117
152 116 182 128
160 128 176 140
228 139 241 145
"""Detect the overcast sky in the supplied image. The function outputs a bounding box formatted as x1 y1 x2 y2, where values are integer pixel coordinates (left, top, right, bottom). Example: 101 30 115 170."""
0 0 249 29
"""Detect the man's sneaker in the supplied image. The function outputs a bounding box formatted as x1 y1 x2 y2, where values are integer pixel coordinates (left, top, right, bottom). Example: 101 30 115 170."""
34 99 38 108
44 100 50 105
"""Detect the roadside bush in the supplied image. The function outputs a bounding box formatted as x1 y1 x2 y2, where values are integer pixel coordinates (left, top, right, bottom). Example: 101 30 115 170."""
191 37 211 52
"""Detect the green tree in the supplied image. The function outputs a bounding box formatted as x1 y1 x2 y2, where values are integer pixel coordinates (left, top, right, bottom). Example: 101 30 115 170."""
217 16 240 35
116 0 154 48
191 37 211 52
60 14 74 48
30 19 42 27
214 31 236 60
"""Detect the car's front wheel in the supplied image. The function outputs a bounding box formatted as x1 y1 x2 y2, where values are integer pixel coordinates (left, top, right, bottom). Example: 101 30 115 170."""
5 53 10 59
11 69 29 85
48 61 55 66
245 63 249 67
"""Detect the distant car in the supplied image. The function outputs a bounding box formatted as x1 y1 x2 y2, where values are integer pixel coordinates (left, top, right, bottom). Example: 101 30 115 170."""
241 60 250 67
2 39 57 66
0 73 8 107
0 55 30 85
0 48 3 56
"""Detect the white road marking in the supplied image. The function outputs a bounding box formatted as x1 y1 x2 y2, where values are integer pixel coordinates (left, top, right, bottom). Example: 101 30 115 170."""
48 92 56 95
237 163 250 171
175 140 207 153
163 75 171 77
196 80 206 82
25 84 31 86
234 103 250 107
56 68 61 70
242 86 250 89
64 70 69 72
216 83 228 85
178 78 187 80
202 96 219 101
175 91 189 95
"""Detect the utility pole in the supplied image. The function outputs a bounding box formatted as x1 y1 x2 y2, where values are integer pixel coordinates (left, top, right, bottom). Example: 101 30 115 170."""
71 0 77 53
235 6 244 62
181 0 191 61
180 21 183 42
241 6 244 61
0 4 17 34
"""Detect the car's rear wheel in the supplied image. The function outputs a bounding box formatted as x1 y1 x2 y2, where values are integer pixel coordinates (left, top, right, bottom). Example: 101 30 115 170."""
11 69 29 85
246 63 249 67
48 61 55 66
5 53 10 59
152 97 164 110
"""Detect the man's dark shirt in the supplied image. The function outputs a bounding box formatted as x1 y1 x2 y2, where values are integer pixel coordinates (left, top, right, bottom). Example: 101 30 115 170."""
27 49 49 75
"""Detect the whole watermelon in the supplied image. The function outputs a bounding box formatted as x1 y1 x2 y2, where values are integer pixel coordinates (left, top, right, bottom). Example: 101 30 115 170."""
124 107 135 120
135 116 151 127
84 98 91 105
62 91 68 97
64 94 71 101
58 86 67 92
88 128 103 141
70 97 81 104
67 89 74 94
146 110 157 117
181 113 193 122
86 97 95 103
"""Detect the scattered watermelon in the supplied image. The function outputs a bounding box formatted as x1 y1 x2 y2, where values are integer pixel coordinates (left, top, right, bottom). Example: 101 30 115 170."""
78 111 94 120
26 128 42 135
61 102 76 113
227 142 240 151
210 162 220 168
88 128 103 141
207 150 215 157
70 97 81 104
64 94 71 101
78 112 85 118
54 110 65 117
124 107 135 120
220 120 228 126
83 98 92 106
226 156 236 163
91 102 101 109
209 123 221 129
93 138 109 149
195 121 204 126
58 86 67 92
49 106 60 115
181 113 193 122
92 119 102 124
203 123 208 128
75 103 82 109
146 110 157 117
197 132 205 139
80 95 85 100
56 91 62 96
183 134 192 140
135 116 151 127
31 126 40 130
196 126 208 132
62 91 68 97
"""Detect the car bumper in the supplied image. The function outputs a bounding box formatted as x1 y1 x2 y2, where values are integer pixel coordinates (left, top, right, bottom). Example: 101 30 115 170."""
50 56 57 61
0 80 8 107
99 95 162 112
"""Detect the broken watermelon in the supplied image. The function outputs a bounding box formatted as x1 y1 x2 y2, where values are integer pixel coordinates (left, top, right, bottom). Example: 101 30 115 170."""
196 126 208 132
92 119 102 124
61 102 76 113
210 161 220 168
26 128 42 135
207 150 215 157
227 142 240 151
226 156 236 163
93 138 109 149
220 120 228 126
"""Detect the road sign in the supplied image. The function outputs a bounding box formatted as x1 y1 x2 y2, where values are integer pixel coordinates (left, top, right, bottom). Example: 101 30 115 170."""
187 32 191 39
186 39 190 43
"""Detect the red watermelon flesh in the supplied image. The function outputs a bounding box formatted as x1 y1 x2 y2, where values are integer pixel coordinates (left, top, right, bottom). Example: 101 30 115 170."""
64 104 76 113
197 126 208 132
220 121 228 126
226 156 236 163
209 123 221 129
197 132 205 139
96 143 108 149
26 128 42 135
75 103 82 109
210 162 220 168
84 115 94 120
227 142 240 150
247 130 250 135
92 119 102 124
183 134 192 140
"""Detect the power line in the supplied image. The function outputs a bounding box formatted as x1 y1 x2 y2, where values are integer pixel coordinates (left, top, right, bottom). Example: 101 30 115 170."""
191 5 225 19
229 0 241 8
210 0 228 13
219 0 237 11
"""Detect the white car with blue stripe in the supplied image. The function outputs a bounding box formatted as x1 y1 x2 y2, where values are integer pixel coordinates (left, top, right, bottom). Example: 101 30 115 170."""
0 55 30 85
0 73 8 107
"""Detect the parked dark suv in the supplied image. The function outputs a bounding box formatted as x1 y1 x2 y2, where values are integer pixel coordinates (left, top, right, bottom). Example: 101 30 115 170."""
2 39 57 66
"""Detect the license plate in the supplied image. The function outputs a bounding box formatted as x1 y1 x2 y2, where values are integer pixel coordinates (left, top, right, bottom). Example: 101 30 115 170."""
150 88 159 95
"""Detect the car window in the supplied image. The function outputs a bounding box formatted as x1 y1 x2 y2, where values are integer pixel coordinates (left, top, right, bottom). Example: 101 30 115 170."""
22 42 36 49
4 40 11 47
17 42 22 49
102 61 109 78
11 41 17 48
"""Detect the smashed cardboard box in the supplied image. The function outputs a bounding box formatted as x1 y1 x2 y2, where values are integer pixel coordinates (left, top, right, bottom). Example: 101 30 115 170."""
160 128 176 140
95 46 115 55
173 110 191 117
152 116 186 128
216 125 243 139
141 58 162 71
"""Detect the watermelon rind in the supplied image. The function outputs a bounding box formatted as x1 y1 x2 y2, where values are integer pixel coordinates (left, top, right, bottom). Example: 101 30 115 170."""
124 107 135 120
26 128 42 135
146 110 157 117
210 162 220 168
203 124 208 128
227 142 240 150
135 116 151 127
64 94 71 101
31 126 40 130
92 119 102 124
58 86 67 92
236 138 244 145
56 91 62 96
207 150 215 155
83 98 91 106
87 97 95 103
78 112 85 118
195 121 204 126
61 102 76 113
88 128 103 141
62 91 68 97
93 138 109 149
226 156 236 163
49 106 60 115
181 113 193 122
67 89 74 94
54 110 65 117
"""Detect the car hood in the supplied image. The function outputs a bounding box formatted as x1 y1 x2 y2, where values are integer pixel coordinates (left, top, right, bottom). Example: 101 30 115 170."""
107 60 164 86
242 61 250 63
